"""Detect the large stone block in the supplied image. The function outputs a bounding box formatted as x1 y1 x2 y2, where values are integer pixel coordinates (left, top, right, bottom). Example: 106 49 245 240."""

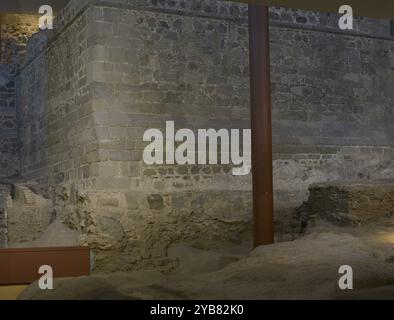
308 180 394 225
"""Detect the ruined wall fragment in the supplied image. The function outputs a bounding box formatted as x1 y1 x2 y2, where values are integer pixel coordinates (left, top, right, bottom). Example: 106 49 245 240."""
15 0 394 271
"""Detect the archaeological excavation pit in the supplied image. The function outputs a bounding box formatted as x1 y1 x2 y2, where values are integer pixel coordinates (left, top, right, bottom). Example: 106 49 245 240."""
0 0 393 301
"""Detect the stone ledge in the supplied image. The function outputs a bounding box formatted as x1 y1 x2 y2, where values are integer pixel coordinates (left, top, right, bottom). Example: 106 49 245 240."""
308 179 394 226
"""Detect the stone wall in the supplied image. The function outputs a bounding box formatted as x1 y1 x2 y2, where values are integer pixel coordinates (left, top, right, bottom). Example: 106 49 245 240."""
0 14 39 242
15 0 394 271
269 10 394 203
307 180 394 226
6 184 54 243
0 65 18 178
0 184 11 246
0 14 39 65
0 14 39 179
17 7 90 187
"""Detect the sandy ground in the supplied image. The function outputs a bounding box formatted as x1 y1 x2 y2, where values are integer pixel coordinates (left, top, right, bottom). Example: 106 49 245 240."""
18 220 394 300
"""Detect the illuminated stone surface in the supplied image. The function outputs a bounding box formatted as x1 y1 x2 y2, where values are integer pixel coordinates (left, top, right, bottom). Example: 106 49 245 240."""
0 0 393 272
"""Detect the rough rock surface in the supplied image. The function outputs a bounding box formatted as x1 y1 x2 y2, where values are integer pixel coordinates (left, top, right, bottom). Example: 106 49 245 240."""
19 229 394 300
7 218 80 248
6 185 54 243
0 184 11 246
308 180 394 226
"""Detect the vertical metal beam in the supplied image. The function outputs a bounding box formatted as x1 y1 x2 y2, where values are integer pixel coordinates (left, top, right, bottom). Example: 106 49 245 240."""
248 5 274 247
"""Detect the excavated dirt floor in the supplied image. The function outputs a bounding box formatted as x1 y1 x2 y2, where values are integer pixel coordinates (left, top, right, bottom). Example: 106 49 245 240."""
4 179 394 300
18 219 394 300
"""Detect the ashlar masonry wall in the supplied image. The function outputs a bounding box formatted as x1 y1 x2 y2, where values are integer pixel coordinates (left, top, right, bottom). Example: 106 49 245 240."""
84 1 253 270
18 5 91 187
269 9 394 203
17 0 253 272
0 14 39 178
16 0 394 271
0 65 18 178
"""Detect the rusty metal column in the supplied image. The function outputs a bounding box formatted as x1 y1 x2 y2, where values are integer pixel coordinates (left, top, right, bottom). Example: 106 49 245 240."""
248 5 274 247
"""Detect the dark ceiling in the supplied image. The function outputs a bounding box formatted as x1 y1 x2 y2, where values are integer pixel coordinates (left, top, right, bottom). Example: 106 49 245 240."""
0 0 71 14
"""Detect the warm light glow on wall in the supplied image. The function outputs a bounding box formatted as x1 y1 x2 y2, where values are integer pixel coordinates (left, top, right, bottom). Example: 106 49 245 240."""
375 231 394 244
